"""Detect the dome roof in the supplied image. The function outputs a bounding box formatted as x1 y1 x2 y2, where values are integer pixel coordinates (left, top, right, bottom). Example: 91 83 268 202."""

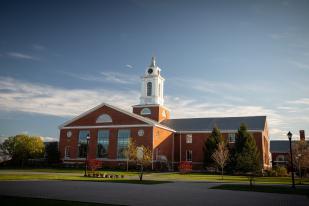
145 57 161 76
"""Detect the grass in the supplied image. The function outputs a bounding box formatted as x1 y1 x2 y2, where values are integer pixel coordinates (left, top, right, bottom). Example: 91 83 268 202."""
0 173 170 184
210 184 309 197
0 168 138 175
145 172 309 185
0 195 125 206
0 168 308 185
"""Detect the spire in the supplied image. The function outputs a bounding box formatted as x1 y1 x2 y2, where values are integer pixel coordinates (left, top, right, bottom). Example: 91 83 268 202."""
150 56 156 67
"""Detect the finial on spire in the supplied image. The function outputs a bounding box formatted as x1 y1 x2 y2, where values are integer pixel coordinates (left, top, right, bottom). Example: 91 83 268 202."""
150 56 156 67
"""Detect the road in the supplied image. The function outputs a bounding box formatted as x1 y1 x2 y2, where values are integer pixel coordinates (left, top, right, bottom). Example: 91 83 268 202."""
0 181 308 206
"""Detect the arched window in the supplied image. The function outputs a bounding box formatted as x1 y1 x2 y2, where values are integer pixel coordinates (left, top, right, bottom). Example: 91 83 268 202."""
96 114 112 123
140 108 151 115
147 82 152 96
276 155 285 162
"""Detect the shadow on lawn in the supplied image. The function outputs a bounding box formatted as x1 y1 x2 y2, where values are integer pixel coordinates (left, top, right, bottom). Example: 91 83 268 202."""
210 184 309 197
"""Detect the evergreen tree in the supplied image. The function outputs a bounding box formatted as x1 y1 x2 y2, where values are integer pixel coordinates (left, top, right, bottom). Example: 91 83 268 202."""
235 123 250 153
234 124 261 186
203 127 222 167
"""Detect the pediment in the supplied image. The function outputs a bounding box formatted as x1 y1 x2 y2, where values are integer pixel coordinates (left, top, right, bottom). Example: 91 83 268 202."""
59 103 154 128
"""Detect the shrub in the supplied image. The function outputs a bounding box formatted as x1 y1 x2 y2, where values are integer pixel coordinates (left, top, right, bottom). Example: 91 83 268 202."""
266 166 288 177
275 166 288 177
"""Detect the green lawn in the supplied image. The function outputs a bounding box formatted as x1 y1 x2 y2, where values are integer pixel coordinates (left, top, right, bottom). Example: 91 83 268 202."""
144 172 309 185
210 184 309 197
0 195 125 206
0 168 308 185
0 173 170 184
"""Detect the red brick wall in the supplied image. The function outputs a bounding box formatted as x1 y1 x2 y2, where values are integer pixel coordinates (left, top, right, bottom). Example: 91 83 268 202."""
173 131 269 170
66 105 146 127
132 105 170 122
59 104 154 161
153 127 174 161
59 127 153 160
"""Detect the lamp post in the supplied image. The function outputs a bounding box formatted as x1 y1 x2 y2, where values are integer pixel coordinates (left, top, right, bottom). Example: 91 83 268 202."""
84 134 91 176
287 131 295 188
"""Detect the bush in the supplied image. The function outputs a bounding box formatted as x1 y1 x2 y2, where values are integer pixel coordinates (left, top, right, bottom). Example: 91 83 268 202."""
266 166 288 177
275 166 288 177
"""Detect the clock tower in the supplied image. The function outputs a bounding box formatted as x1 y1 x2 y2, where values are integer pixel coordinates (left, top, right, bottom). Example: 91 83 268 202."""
132 57 170 122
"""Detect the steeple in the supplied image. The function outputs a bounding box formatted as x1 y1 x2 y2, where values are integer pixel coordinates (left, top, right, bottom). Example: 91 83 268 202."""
139 57 165 105
150 56 156 68
132 57 170 122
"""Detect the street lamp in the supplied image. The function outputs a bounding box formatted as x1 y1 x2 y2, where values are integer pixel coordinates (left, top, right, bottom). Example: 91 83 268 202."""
84 134 91 176
287 131 295 188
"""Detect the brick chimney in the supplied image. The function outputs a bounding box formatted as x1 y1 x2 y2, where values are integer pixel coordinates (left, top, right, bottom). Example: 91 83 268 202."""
300 130 305 141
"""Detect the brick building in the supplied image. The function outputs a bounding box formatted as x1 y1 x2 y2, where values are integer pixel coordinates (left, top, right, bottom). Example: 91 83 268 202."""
270 130 306 168
59 57 271 170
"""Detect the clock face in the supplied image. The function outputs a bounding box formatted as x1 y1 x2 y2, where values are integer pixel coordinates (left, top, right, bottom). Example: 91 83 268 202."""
148 68 153 74
138 129 144 137
66 130 72 138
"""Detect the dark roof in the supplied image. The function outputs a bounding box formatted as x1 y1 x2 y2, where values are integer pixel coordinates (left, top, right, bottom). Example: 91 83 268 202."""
161 116 266 132
270 141 289 152
270 140 309 153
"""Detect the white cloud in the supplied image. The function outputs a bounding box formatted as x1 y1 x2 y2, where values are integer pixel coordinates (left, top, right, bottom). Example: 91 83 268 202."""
125 64 134 69
64 71 139 85
100 71 138 84
7 52 38 60
287 98 309 105
170 77 270 96
32 44 46 51
269 33 288 40
0 77 139 117
40 136 58 142
288 60 309 70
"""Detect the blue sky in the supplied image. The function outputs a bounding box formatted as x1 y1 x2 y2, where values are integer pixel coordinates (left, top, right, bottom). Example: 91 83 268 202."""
0 0 309 141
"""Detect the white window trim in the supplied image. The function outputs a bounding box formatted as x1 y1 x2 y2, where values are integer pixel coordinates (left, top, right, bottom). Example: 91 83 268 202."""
186 150 192 162
96 114 112 123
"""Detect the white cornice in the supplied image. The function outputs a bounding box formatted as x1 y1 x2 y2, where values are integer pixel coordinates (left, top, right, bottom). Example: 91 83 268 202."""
62 124 153 129
132 104 171 111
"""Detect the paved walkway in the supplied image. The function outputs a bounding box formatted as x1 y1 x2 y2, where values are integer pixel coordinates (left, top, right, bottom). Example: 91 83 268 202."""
0 181 308 206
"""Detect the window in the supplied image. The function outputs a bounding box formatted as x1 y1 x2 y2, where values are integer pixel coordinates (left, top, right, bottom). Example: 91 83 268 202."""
147 82 152 96
159 83 161 97
96 114 112 123
117 129 130 159
228 133 236 143
78 130 89 158
65 146 71 158
186 134 192 144
140 108 151 115
186 150 192 162
97 130 109 158
276 155 285 162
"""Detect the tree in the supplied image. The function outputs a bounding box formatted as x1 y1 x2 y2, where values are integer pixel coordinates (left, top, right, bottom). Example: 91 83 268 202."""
124 138 137 171
45 142 60 164
235 125 261 187
292 140 309 184
203 127 223 167
125 138 152 181
136 145 152 181
212 141 229 180
0 134 45 167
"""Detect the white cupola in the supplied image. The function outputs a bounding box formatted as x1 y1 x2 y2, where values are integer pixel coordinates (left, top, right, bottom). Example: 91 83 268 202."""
140 57 165 105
